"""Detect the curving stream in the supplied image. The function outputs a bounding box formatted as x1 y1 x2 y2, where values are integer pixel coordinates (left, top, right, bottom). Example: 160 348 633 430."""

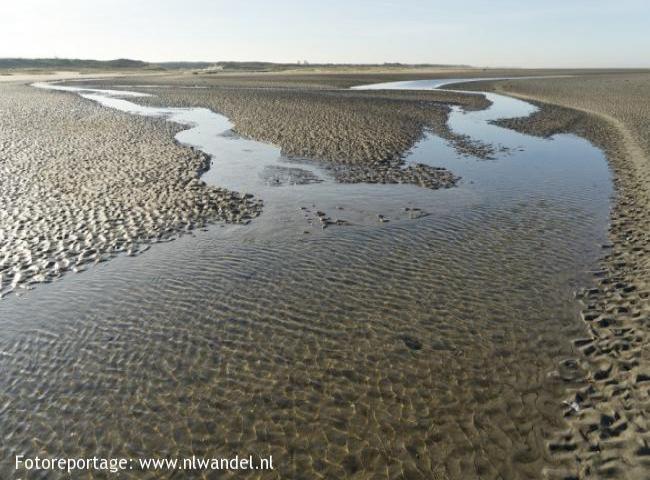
0 78 614 478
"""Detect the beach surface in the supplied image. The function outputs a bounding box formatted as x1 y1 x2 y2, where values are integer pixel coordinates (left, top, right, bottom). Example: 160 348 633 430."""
0 69 638 479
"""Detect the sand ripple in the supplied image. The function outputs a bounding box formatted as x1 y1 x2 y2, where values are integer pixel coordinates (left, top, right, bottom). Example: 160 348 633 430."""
0 84 261 296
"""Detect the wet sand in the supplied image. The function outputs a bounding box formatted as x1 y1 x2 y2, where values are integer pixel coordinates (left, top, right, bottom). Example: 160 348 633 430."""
448 74 650 479
0 83 261 296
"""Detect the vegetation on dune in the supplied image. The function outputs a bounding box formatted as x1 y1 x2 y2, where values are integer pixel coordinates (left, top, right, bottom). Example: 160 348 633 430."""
0 57 471 73
0 57 151 69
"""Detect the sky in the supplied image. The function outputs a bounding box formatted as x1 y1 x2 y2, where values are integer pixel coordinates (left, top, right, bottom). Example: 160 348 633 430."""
1 0 649 68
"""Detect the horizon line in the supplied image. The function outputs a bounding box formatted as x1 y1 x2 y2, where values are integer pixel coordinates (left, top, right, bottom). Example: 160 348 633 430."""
3 57 650 70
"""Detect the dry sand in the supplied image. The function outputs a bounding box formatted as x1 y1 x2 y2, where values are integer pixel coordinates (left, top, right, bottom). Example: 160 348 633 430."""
448 74 650 479
0 83 261 296
113 67 649 90
0 70 139 83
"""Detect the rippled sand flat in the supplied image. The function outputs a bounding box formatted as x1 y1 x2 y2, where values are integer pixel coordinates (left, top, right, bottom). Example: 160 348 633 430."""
0 83 261 295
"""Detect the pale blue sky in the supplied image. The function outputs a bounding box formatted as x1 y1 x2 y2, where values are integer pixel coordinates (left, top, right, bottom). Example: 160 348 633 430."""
2 0 649 67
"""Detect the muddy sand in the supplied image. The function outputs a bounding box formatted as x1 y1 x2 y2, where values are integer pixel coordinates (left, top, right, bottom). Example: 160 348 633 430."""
449 74 650 479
